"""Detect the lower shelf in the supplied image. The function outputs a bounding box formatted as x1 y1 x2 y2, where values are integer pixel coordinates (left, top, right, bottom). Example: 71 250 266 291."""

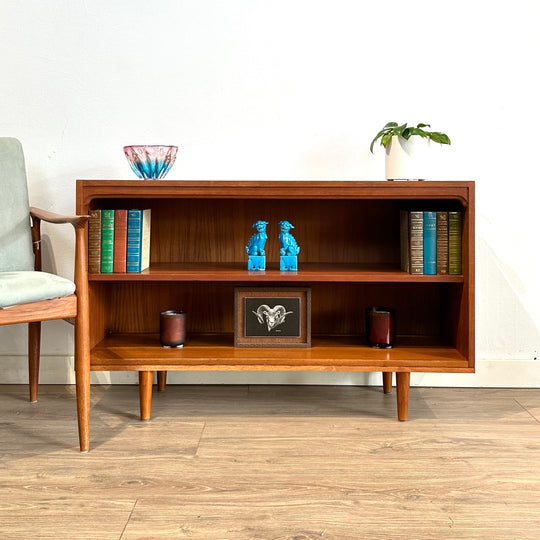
90 333 472 373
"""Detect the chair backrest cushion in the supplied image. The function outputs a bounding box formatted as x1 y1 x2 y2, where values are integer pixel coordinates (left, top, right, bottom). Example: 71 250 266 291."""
0 138 34 272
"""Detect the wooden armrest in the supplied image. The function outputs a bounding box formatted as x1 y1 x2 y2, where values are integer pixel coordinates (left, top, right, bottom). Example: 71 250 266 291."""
30 207 89 228
29 207 89 271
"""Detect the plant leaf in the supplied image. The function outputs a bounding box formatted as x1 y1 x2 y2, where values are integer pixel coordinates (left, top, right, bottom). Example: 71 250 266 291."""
429 132 451 145
395 123 408 136
417 123 430 129
402 127 414 140
381 133 393 148
370 128 391 153
384 122 398 129
411 127 428 138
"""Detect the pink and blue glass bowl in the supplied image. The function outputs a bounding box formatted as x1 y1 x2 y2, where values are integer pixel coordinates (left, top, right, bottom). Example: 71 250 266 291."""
123 145 178 179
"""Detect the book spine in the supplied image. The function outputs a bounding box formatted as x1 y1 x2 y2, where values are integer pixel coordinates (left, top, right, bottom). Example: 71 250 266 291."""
409 211 424 274
436 211 449 275
126 209 143 273
448 211 463 275
400 210 410 273
113 209 128 273
140 209 152 272
100 210 115 273
423 211 437 275
88 209 102 274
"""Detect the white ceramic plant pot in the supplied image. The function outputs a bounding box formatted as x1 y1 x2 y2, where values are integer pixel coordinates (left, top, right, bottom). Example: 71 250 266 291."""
385 135 433 181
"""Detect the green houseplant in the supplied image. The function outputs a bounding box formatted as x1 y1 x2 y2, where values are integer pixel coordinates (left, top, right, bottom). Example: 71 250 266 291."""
370 122 451 153
370 122 451 180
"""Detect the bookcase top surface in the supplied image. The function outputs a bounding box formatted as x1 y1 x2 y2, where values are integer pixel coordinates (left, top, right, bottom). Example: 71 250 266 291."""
77 179 474 187
77 180 474 205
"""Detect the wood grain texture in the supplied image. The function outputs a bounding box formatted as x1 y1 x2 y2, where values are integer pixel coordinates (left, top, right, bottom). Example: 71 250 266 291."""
87 262 465 283
30 206 88 227
1 384 539 539
89 333 470 372
0 296 77 325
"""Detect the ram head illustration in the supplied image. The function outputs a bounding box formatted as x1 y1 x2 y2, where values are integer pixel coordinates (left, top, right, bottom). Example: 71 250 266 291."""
252 304 293 332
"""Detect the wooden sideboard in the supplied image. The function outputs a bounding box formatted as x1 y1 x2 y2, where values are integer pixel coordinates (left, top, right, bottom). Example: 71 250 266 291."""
74 180 475 451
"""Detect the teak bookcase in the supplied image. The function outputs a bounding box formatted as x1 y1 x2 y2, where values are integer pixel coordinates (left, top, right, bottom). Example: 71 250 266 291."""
75 180 474 452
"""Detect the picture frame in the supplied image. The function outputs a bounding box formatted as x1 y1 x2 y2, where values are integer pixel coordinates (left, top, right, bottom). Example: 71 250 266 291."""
234 287 311 348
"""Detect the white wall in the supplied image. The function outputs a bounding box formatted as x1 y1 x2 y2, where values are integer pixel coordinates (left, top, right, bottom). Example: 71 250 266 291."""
1 0 539 386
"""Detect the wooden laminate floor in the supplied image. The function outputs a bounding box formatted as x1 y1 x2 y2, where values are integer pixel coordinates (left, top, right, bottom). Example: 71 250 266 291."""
1 384 539 539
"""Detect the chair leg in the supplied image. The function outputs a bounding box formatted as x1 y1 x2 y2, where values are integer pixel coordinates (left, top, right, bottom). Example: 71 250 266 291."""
74 222 91 452
75 359 91 452
74 298 91 452
28 321 41 402
157 371 167 391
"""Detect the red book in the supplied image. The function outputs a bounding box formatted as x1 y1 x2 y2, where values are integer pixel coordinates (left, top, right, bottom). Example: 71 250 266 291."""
113 209 128 273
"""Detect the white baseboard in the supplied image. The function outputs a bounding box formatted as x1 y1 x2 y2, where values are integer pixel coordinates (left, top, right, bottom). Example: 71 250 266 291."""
1 355 539 387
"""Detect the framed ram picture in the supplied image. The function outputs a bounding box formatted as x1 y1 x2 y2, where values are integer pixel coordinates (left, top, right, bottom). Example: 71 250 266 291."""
234 287 311 348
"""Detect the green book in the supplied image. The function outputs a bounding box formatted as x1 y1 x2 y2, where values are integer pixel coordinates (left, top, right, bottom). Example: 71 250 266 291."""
100 209 115 273
448 211 462 275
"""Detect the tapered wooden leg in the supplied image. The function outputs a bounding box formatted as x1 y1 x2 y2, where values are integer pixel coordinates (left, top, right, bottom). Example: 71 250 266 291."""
139 371 153 421
28 321 41 402
75 297 91 453
75 300 91 452
396 372 411 421
382 372 393 394
75 358 91 452
74 223 91 452
157 371 167 391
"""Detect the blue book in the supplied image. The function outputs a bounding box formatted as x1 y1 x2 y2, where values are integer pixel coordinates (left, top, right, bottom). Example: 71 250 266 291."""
126 210 142 273
127 209 151 273
423 211 437 275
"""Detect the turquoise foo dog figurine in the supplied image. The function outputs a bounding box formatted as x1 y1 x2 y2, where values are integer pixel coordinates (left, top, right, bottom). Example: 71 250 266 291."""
246 220 268 255
246 220 268 271
279 220 300 271
278 220 300 256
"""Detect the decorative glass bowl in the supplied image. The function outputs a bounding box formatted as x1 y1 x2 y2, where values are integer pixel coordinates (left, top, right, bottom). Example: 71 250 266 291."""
123 145 178 179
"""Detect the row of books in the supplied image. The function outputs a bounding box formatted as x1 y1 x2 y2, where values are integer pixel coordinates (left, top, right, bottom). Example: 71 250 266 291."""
88 209 151 273
400 210 462 275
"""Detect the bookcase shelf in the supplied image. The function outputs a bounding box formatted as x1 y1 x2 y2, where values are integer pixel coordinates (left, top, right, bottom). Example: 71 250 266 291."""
75 180 475 451
87 262 465 282
90 333 470 372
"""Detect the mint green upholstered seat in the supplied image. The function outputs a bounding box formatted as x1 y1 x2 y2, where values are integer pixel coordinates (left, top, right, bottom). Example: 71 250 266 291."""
0 271 75 308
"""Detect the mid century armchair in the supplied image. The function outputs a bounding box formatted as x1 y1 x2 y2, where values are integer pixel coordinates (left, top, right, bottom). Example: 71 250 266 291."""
0 137 90 451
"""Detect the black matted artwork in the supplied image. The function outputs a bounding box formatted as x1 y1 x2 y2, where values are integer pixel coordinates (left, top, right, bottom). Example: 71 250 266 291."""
234 287 311 348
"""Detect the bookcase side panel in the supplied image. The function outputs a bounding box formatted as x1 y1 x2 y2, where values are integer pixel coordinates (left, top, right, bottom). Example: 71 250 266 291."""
455 187 474 366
